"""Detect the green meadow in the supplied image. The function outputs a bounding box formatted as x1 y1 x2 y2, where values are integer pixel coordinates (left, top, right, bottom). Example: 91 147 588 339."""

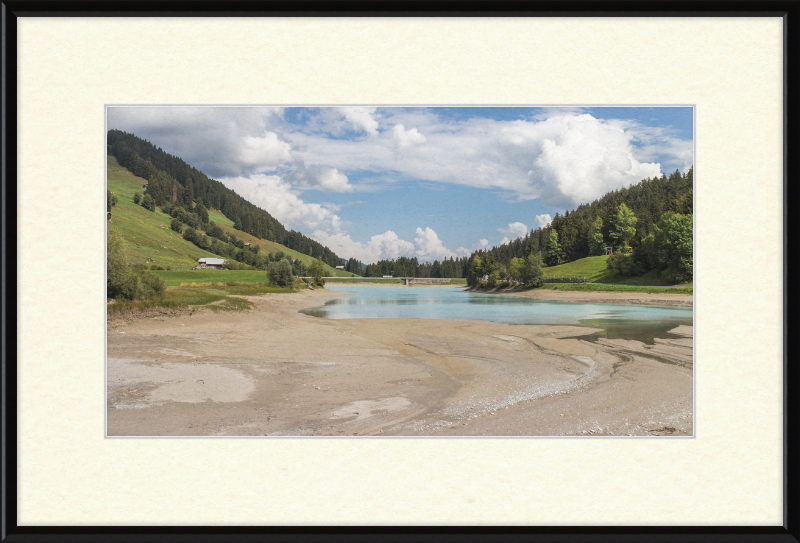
539 255 692 292
107 157 220 269
541 283 693 295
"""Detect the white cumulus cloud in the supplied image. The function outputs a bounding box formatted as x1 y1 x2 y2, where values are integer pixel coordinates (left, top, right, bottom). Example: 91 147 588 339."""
219 174 344 234
335 106 379 136
288 162 355 193
534 214 552 228
311 226 468 264
370 231 417 260
313 168 352 192
498 221 528 239
392 124 427 149
414 227 456 261
238 131 292 171
521 114 662 207
311 230 416 264
414 227 462 262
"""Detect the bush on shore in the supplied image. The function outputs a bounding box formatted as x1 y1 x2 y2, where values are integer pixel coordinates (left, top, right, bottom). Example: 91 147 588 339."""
467 252 544 288
267 259 295 289
107 227 167 301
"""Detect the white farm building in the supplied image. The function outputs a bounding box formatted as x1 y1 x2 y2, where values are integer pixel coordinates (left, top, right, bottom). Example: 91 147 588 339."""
196 258 227 270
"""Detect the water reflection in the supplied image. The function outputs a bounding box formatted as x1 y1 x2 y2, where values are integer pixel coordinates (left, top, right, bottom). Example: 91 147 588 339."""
572 317 689 345
301 286 692 343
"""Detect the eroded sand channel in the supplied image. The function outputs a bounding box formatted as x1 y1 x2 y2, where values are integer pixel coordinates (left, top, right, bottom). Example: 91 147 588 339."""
106 289 693 437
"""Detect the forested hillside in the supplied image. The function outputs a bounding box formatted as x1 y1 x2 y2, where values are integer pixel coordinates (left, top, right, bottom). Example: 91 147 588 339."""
107 156 355 278
481 168 692 265
468 167 693 285
361 168 694 286
107 130 345 267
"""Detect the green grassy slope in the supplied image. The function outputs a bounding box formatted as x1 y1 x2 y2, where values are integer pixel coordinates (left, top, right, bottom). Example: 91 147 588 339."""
107 157 220 268
151 270 271 287
541 283 693 294
543 255 613 282
543 255 688 287
107 156 356 276
205 209 354 277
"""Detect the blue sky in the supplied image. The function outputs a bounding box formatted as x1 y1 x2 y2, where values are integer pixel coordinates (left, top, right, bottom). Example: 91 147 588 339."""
107 106 693 263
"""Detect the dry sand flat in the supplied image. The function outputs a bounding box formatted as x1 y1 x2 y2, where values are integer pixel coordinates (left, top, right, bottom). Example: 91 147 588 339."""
496 287 693 308
106 289 693 437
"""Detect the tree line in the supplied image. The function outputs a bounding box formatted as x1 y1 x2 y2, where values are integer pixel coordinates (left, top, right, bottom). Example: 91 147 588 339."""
107 129 346 267
358 256 470 278
466 253 544 288
266 257 327 289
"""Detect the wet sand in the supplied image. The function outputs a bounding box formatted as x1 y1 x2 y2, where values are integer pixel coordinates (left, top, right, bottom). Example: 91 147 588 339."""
107 289 693 437
473 286 693 308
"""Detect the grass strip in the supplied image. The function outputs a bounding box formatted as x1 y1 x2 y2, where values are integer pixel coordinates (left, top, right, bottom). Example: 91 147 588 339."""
540 283 693 295
107 298 187 317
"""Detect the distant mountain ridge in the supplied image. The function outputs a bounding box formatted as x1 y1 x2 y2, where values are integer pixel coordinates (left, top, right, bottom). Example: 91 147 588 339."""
107 129 345 267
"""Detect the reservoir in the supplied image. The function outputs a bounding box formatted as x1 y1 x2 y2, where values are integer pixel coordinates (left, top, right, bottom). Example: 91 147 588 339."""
300 286 693 344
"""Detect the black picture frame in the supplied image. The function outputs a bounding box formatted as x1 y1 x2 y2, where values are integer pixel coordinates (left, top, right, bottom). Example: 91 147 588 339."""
2 2 797 542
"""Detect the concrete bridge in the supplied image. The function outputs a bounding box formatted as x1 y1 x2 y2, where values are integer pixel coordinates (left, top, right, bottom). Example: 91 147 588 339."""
397 277 453 286
314 276 456 285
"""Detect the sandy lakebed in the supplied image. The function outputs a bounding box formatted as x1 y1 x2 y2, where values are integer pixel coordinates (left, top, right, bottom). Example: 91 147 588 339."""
107 286 693 437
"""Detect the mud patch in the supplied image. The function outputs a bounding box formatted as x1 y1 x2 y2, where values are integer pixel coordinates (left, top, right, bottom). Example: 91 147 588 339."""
107 358 255 405
330 397 411 421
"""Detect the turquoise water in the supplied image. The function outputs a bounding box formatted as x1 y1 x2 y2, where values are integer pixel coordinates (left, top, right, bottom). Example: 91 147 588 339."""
300 287 693 344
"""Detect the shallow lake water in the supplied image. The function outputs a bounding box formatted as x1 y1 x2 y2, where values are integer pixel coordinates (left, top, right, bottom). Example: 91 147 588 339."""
300 286 693 344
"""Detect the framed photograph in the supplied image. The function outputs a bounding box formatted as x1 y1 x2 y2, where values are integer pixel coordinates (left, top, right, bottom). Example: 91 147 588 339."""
104 103 696 440
3 2 796 541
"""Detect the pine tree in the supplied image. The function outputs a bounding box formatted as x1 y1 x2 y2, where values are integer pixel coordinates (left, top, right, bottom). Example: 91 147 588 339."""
589 217 605 255
610 203 637 251
195 202 209 224
545 230 564 266
467 255 483 286
141 194 155 211
521 253 544 287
